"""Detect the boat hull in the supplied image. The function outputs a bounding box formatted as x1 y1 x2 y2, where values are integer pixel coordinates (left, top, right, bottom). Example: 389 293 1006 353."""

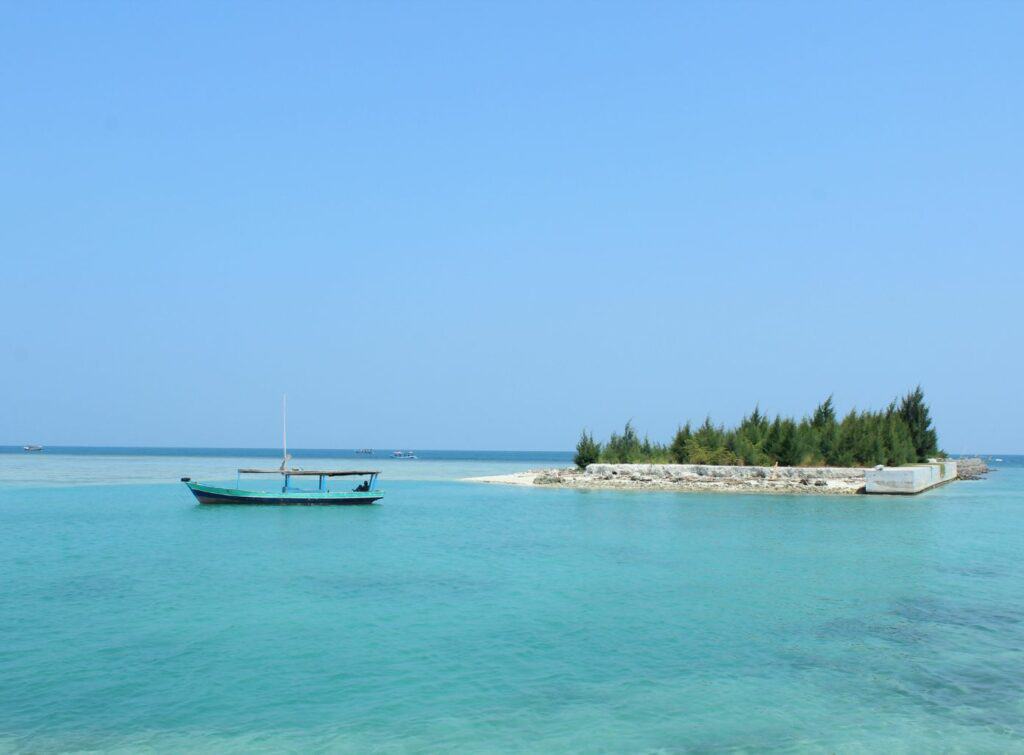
185 482 383 506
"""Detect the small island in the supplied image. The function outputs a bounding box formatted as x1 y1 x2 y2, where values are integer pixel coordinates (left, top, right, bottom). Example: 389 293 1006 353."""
468 388 986 495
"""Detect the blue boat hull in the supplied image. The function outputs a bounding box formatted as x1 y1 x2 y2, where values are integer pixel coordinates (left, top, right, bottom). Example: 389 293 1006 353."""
185 482 383 506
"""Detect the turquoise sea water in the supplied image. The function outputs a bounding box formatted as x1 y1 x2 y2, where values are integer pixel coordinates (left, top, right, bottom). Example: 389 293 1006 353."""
2 452 1023 752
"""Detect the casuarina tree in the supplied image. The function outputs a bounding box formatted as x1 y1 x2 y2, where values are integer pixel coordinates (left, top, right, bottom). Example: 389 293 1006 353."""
574 430 601 469
897 386 939 461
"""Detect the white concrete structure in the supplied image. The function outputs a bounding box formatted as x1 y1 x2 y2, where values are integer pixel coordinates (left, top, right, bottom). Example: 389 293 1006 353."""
865 460 958 495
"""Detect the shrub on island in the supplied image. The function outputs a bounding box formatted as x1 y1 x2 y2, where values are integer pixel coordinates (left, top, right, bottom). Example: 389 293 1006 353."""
574 430 602 469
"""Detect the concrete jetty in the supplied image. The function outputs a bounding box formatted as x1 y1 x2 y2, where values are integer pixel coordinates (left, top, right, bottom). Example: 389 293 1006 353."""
864 460 958 494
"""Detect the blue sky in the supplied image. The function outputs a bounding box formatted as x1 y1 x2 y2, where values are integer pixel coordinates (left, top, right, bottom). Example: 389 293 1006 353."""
2 2 1021 452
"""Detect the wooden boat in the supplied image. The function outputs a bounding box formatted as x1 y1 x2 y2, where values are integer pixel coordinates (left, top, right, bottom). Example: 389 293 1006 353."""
181 395 384 505
182 469 383 506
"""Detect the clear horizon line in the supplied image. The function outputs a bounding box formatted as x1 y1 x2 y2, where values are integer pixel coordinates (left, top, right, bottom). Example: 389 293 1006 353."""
1 444 1018 457
0 443 574 454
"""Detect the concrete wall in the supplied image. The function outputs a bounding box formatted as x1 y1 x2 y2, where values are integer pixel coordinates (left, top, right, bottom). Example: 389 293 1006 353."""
865 461 958 494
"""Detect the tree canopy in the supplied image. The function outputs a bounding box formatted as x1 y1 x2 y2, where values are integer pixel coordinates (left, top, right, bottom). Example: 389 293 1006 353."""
573 388 940 469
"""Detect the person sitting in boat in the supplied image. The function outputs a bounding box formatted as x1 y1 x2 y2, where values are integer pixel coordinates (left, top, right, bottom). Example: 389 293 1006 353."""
353 480 370 492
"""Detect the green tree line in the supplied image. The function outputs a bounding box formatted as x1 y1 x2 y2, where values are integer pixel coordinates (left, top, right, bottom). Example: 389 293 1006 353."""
574 387 939 469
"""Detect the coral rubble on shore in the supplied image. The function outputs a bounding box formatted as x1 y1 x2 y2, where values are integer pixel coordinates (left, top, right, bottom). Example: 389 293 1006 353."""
465 463 870 495
955 458 991 480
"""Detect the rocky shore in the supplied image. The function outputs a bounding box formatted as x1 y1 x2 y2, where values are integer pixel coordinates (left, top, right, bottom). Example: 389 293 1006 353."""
466 463 871 495
955 458 991 480
467 458 992 495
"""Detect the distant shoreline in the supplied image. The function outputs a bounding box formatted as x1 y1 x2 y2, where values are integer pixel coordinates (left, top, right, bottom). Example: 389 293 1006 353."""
0 446 572 462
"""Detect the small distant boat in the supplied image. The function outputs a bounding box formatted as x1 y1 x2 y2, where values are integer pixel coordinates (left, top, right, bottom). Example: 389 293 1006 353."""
181 396 384 506
391 450 417 459
23 445 43 452
356 448 374 455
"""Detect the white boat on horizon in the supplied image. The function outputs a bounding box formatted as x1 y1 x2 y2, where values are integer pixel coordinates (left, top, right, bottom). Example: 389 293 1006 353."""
391 450 417 459
23 445 43 452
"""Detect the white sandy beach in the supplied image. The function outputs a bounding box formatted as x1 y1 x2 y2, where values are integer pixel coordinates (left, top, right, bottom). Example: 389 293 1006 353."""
462 471 542 486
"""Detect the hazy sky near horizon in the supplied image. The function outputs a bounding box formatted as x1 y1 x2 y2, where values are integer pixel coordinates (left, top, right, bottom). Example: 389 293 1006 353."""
2 2 1021 453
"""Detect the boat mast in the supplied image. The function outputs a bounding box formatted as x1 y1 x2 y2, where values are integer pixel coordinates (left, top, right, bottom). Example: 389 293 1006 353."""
280 394 291 471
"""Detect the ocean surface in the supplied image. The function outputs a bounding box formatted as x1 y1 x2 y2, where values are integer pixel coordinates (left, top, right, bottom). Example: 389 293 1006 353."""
1 449 1022 753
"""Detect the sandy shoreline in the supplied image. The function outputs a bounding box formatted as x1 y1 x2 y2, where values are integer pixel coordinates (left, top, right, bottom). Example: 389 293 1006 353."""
462 471 543 486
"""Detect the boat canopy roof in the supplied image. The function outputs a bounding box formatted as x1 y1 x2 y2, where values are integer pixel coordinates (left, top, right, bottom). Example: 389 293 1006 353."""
237 469 380 476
